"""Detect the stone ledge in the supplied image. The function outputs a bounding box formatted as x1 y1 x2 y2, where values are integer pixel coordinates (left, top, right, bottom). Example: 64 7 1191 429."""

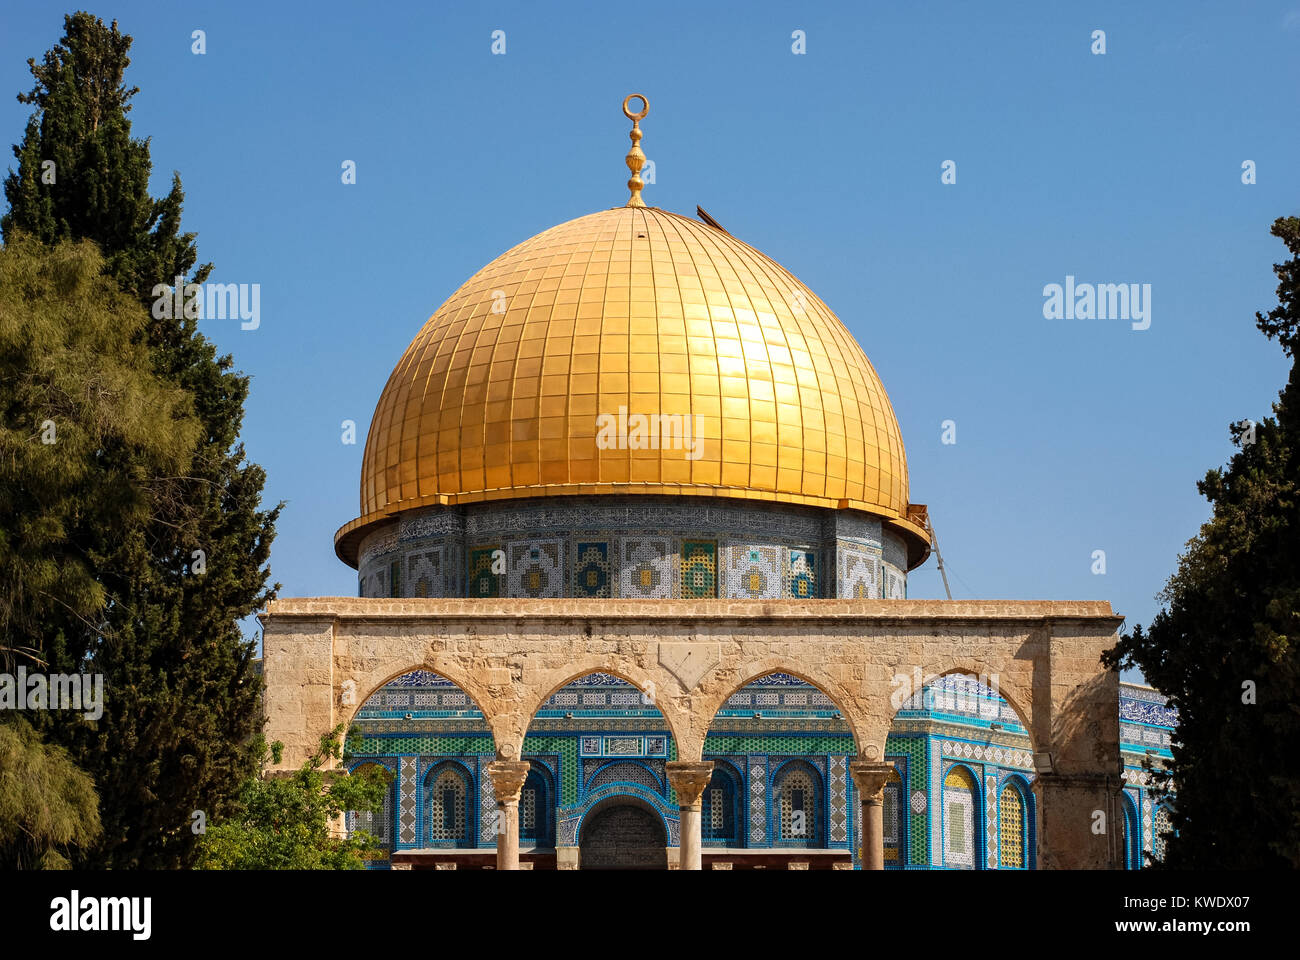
261 597 1120 626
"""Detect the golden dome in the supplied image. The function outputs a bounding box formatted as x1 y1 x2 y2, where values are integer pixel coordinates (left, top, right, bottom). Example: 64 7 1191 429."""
336 204 928 566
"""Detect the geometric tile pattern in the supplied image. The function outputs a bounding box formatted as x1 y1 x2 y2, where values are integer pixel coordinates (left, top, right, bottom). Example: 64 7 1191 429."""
839 545 880 599
407 548 443 598
883 735 928 866
985 773 998 868
998 784 1024 868
399 756 417 844
341 663 1176 868
468 545 501 598
508 539 563 598
726 544 782 599
828 755 848 843
886 567 905 600
621 537 673 598
882 767 902 863
357 496 914 600
479 757 496 843
680 540 718 599
788 549 818 598
572 541 612 598
942 764 977 868
748 757 767 844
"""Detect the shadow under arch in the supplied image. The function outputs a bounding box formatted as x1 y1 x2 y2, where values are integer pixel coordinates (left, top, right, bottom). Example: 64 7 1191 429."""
576 792 672 870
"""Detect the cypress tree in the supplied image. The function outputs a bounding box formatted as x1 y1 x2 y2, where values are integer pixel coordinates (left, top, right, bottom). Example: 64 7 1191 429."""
2 12 282 868
1105 216 1300 868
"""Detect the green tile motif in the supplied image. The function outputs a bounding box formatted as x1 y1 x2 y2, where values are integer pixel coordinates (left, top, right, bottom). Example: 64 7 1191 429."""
680 540 717 598
468 546 501 598
704 733 856 755
885 734 928 866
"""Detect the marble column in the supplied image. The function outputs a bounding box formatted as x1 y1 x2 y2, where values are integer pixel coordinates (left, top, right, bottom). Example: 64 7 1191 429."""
485 760 531 871
849 760 895 871
666 760 715 871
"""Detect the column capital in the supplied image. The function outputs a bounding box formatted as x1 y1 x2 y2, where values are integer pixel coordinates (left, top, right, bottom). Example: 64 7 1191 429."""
485 760 531 804
665 760 715 809
849 760 895 804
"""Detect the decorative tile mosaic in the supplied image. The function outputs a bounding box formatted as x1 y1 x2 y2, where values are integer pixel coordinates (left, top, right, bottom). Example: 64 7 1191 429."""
788 549 818 598
748 757 766 844
398 757 417 845
586 761 664 793
839 545 881 599
478 757 495 844
882 767 902 862
508 539 563 598
680 540 718 598
828 755 848 843
726 543 782 599
467 545 501 598
572 541 612 598
986 773 998 868
942 764 977 869
885 567 905 600
407 548 444 598
621 537 673 598
358 497 929 599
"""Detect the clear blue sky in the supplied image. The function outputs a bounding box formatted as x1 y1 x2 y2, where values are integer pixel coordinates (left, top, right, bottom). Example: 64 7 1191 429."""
3 2 1297 680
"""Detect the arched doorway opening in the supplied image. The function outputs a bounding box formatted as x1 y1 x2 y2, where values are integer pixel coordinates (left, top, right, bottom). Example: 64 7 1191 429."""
578 797 668 870
520 670 679 869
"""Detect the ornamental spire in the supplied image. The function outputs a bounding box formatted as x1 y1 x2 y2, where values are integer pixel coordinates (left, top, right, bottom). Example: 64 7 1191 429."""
622 93 649 208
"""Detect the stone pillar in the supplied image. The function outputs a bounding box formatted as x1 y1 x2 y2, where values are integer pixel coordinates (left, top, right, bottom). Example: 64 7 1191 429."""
485 760 530 871
849 760 894 871
556 846 580 871
666 760 714 871
1032 772 1121 869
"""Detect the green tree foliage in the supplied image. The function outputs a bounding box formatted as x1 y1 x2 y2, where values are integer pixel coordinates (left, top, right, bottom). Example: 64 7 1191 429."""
2 12 281 868
0 716 102 869
195 727 392 870
1106 216 1300 868
0 236 198 667
1 13 206 302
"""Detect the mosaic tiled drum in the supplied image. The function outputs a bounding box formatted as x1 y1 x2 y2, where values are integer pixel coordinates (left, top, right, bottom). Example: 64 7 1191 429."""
354 495 914 599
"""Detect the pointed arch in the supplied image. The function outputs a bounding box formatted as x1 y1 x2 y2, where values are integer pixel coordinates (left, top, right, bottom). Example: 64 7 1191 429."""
941 762 981 869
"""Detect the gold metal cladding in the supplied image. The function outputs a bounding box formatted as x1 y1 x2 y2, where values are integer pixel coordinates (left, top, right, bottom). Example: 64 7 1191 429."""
341 205 926 567
623 93 648 207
